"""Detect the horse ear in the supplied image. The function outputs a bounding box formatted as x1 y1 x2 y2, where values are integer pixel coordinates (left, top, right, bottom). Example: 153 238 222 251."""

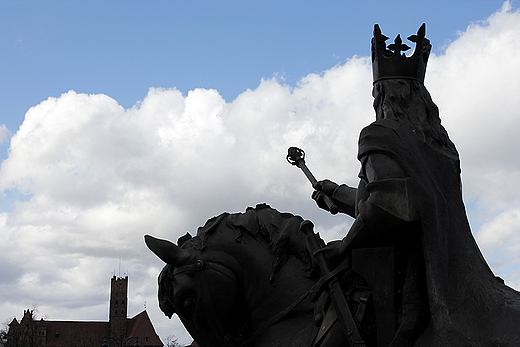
177 232 193 247
144 235 196 266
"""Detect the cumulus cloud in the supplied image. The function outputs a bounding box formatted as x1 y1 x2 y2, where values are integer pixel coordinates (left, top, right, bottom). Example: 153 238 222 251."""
1 3 520 344
0 124 9 144
428 2 520 217
425 2 520 287
0 60 372 342
478 210 520 256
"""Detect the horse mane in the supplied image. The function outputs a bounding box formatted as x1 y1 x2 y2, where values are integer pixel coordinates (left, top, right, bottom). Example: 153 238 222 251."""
179 203 315 280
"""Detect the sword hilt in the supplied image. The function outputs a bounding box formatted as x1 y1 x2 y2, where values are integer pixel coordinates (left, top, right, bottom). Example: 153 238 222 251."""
300 220 366 347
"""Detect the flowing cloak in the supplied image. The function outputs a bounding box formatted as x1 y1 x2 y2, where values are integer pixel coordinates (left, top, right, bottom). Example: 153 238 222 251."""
356 119 520 346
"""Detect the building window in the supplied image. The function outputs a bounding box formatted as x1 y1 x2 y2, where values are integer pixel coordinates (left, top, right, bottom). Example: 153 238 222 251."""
37 328 47 337
145 337 149 342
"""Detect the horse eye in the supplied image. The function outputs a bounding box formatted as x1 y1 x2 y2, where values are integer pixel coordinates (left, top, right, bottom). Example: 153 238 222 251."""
182 295 195 313
161 281 170 293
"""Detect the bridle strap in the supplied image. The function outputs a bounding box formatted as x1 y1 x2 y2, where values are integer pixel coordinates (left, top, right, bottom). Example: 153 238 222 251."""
174 258 312 347
198 262 237 347
236 284 315 347
174 260 239 285
173 259 242 346
237 260 352 347
173 258 351 347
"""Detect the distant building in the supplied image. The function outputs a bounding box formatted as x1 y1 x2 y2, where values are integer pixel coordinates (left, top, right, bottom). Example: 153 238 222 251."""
7 276 163 347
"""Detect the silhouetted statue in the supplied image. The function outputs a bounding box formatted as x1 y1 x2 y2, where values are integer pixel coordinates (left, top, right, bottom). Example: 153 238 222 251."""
312 24 520 346
146 24 520 347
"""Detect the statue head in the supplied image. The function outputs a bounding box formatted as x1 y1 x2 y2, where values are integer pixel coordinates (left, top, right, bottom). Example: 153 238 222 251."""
370 24 457 157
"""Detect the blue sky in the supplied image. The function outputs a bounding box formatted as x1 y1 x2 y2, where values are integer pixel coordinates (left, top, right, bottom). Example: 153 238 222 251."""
0 1 505 133
1 1 519 345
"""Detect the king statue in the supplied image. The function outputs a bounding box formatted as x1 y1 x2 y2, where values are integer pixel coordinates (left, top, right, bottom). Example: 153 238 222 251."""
312 23 520 346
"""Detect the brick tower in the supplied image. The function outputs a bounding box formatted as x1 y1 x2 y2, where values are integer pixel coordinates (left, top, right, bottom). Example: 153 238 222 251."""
109 276 128 339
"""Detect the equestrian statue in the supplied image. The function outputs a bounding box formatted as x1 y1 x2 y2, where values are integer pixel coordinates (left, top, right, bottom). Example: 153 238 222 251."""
145 24 520 347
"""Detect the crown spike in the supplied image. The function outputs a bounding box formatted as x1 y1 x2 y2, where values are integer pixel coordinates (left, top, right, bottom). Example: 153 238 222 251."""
418 23 426 37
388 35 411 56
408 23 426 43
373 24 389 41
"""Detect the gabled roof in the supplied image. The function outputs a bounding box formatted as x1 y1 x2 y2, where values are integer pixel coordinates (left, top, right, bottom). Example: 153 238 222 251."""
9 304 163 347
126 311 163 347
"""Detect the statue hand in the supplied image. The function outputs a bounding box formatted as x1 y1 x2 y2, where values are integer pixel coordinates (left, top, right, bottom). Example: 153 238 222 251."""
314 240 345 269
314 179 339 196
312 180 339 211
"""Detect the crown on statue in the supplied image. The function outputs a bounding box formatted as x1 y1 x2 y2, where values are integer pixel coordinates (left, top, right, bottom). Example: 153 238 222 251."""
372 23 431 83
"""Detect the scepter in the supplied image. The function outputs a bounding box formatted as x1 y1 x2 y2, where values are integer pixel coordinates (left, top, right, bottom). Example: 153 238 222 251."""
286 147 339 215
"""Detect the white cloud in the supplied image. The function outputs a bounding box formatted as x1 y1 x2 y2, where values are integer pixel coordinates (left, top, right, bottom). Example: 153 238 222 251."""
0 60 372 343
425 3 520 283
428 2 520 215
2 3 520 344
476 208 520 287
0 124 9 144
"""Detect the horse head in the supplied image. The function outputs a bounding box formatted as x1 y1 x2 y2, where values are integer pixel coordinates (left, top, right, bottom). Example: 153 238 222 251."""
145 232 248 347
145 204 319 347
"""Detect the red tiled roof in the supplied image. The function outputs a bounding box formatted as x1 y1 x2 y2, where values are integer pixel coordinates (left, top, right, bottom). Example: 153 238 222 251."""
125 311 163 347
9 309 162 347
34 320 110 347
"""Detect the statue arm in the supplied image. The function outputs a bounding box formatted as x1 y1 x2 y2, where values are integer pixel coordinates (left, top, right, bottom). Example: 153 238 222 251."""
338 153 419 252
331 184 358 217
313 150 419 227
317 152 420 261
313 180 357 217
358 153 419 228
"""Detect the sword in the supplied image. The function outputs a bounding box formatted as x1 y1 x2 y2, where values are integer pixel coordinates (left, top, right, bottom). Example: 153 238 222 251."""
286 147 339 215
301 220 366 347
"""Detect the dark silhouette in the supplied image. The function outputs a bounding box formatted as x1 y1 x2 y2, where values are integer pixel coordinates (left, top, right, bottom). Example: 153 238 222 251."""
146 204 350 347
312 24 520 346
